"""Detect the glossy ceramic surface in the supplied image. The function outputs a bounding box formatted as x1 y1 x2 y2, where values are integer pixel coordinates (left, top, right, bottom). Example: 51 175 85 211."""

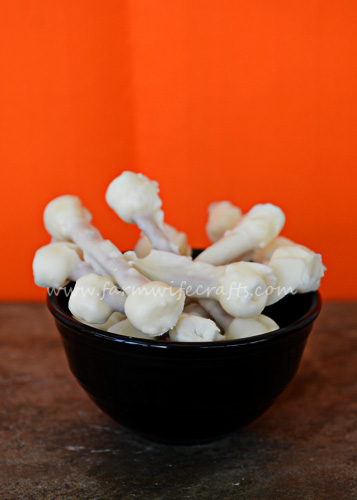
47 283 321 444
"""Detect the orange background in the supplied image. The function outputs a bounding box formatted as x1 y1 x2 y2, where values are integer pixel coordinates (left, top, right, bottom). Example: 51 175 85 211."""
1 0 356 301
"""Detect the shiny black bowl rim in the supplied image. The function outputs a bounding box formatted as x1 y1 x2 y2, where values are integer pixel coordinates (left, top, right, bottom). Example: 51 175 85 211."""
47 288 321 351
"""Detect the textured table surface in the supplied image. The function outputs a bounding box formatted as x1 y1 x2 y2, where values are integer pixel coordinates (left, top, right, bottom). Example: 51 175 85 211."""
0 302 356 500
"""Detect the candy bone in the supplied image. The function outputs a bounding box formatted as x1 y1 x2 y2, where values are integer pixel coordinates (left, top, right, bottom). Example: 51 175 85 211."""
134 233 155 258
225 316 279 339
44 195 185 335
33 242 94 288
32 243 123 308
76 312 126 331
253 236 294 264
44 196 146 291
266 245 326 305
125 249 222 296
196 203 285 266
124 281 184 336
169 313 224 342
197 298 233 330
206 201 242 243
199 298 279 339
69 274 126 324
106 171 179 253
108 295 222 343
183 302 210 318
108 319 153 339
125 250 277 318
135 223 191 258
81 250 109 278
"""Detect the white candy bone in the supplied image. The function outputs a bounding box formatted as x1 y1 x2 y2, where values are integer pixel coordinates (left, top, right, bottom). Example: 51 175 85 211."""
266 245 326 305
106 171 178 253
125 250 277 318
206 201 242 243
253 236 294 264
124 281 185 336
199 299 279 339
69 274 126 324
225 316 279 340
108 304 222 343
170 298 223 342
33 242 89 288
197 298 233 329
108 319 153 339
135 223 191 258
32 244 124 321
44 195 185 335
183 302 210 318
76 312 126 331
169 314 224 342
196 203 285 265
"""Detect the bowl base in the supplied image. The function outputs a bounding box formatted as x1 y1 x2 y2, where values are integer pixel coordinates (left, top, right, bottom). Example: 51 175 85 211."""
89 393 276 445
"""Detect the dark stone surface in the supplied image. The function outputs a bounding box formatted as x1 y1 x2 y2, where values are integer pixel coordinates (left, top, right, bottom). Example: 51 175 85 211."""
0 302 356 500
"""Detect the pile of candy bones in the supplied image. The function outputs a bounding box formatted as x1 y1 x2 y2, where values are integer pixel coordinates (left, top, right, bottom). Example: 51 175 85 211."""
33 172 325 342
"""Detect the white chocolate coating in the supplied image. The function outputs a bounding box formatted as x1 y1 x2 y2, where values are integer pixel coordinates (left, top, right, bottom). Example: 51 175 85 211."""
169 314 223 342
82 250 108 278
267 245 326 304
44 195 150 292
217 262 277 318
44 195 92 241
134 214 179 253
44 194 185 334
76 312 126 331
106 172 180 253
198 298 279 338
125 250 276 318
183 302 210 318
108 319 152 339
162 225 191 256
135 224 191 258
105 171 163 225
225 315 279 340
196 203 285 265
206 201 242 243
34 172 325 343
134 233 153 258
124 281 185 336
198 298 232 330
69 274 118 324
125 250 222 295
253 236 294 264
33 242 83 288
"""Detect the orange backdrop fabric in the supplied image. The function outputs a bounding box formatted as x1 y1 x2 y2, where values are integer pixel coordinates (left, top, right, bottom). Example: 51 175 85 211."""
1 0 356 300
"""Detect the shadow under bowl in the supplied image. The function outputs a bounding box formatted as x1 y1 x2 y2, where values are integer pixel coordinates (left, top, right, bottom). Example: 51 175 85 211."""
47 285 321 445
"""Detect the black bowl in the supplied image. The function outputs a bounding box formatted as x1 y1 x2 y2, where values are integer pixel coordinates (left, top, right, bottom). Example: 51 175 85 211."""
47 284 321 444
